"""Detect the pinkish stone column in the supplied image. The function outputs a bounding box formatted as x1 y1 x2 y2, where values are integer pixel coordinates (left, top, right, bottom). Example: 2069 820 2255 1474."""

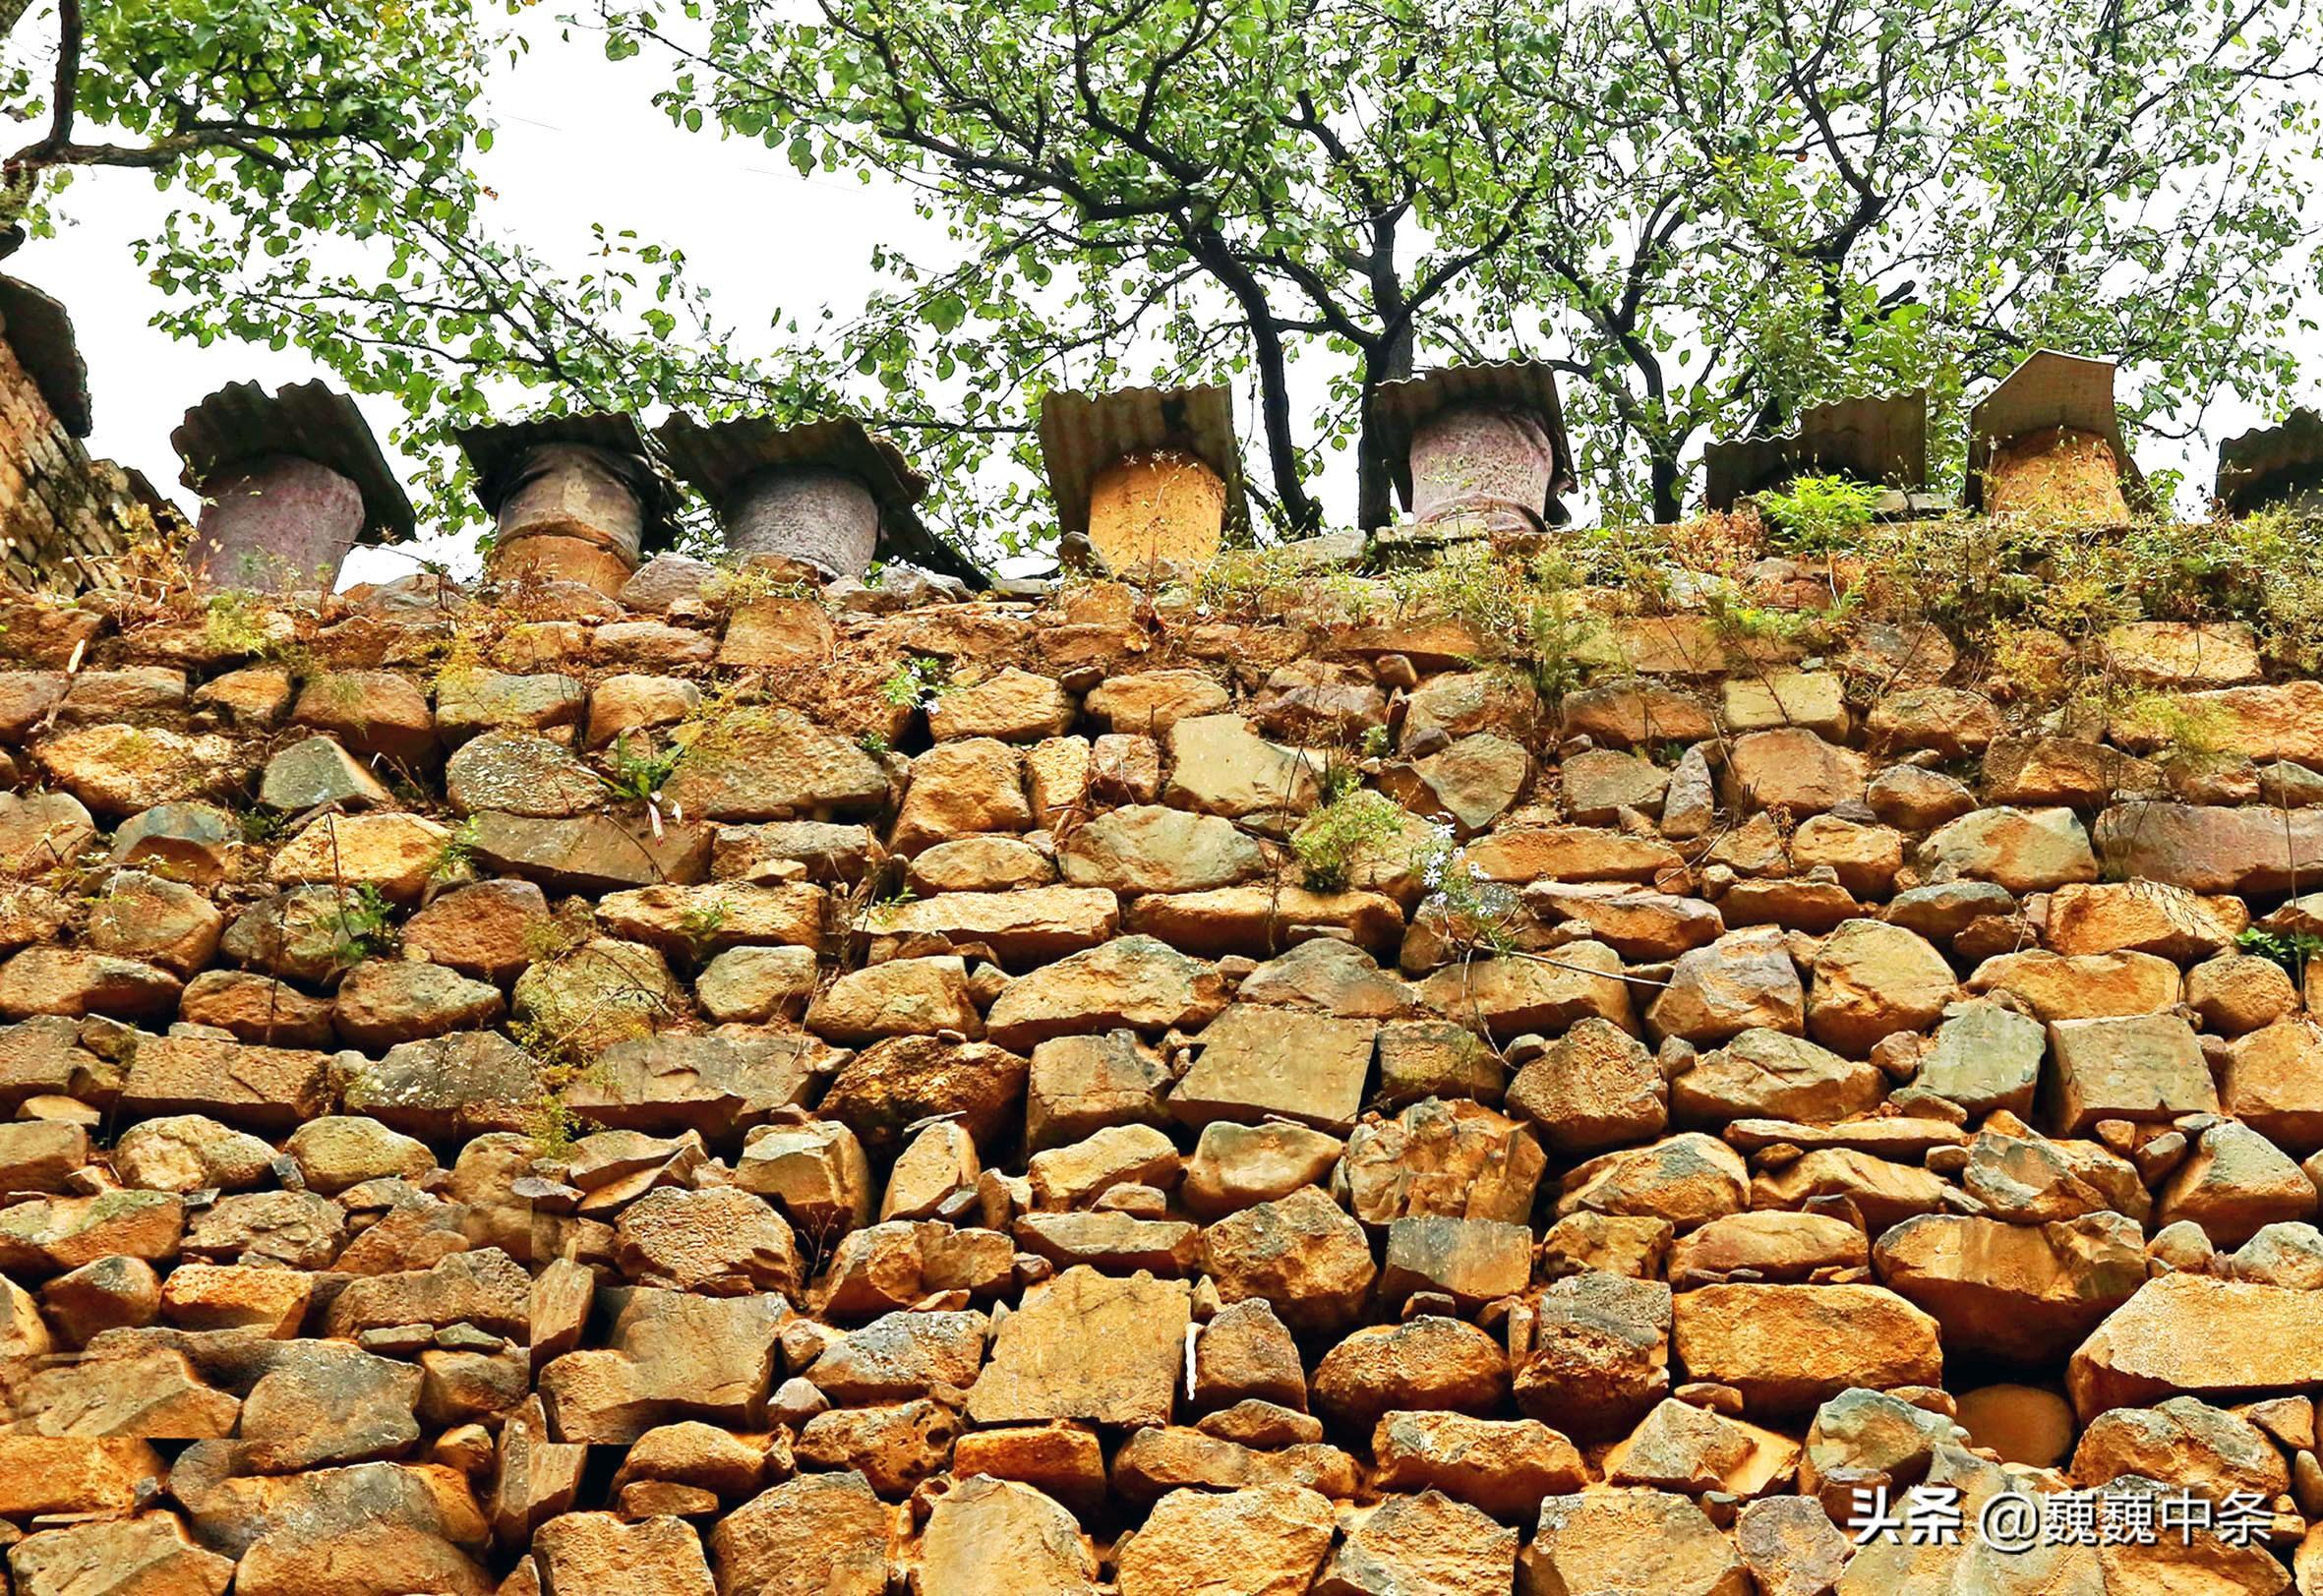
1407 403 1562 535
191 453 367 592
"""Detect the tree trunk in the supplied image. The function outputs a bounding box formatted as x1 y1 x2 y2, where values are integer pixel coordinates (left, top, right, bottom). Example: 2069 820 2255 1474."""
1649 444 1684 524
1354 385 1394 534
1245 313 1322 537
1361 237 1411 534
1193 234 1323 537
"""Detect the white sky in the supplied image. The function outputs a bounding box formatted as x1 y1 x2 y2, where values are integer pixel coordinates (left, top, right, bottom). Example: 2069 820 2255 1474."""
6 15 2316 585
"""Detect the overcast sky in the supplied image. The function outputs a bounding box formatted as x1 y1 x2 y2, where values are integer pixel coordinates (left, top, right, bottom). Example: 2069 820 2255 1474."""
8 15 2316 585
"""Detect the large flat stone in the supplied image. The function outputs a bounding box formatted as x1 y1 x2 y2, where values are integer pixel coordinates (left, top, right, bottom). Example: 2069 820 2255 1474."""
865 887 1119 966
2067 1271 2323 1419
1670 1284 1942 1417
466 811 711 893
2045 1013 2217 1133
663 705 890 821
1169 1007 1378 1134
967 1267 1190 1430
119 1037 331 1134
2091 802 2323 894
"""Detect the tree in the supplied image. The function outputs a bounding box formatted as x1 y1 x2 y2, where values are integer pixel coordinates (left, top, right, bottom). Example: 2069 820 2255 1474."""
41 0 2323 543
621 0 1573 536
606 0 2319 526
1481 0 2323 519
0 0 488 257
9 0 789 532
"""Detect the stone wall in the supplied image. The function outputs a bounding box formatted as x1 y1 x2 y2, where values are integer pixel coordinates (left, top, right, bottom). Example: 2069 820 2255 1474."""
0 533 2320 1595
0 339 142 593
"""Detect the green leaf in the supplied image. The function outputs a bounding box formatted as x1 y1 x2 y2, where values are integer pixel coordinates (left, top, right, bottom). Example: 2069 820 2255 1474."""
921 291 967 333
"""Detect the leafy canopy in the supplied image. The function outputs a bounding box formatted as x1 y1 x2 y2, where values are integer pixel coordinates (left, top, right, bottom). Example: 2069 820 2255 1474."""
3 0 487 251
612 0 2314 530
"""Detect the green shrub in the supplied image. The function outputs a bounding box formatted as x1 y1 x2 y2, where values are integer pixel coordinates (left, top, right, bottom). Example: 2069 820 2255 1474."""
603 731 685 805
2237 924 2322 979
1293 790 1413 893
1754 473 1887 554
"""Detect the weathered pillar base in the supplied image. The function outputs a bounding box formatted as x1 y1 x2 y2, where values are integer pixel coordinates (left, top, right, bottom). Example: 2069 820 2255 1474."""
725 466 878 580
1369 513 1495 567
1985 427 2130 523
487 533 638 595
191 454 367 593
1408 404 1561 537
483 443 646 597
1086 450 1225 571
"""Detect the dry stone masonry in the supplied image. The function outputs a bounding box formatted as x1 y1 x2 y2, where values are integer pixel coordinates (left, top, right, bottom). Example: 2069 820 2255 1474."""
4 469 2323 1593
0 279 149 591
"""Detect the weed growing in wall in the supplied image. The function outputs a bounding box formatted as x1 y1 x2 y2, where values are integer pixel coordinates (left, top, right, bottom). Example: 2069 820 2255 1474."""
1292 789 1413 893
1753 474 1888 555
878 656 955 708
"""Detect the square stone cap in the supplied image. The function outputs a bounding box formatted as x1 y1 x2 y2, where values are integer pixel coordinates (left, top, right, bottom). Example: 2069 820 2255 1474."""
655 411 986 589
2216 406 2323 516
0 274 90 438
453 409 681 551
1965 349 2136 511
1368 360 1576 520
